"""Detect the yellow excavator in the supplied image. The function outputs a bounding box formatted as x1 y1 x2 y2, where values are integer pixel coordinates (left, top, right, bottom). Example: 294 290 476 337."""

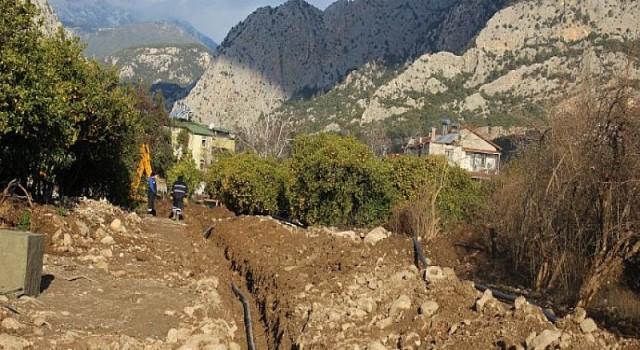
132 144 153 196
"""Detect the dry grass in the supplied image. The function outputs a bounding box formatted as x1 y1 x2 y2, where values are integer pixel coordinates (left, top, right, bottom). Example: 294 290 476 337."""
593 286 640 320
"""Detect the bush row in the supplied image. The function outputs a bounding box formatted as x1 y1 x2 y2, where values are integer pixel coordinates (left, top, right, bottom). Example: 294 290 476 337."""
205 134 480 228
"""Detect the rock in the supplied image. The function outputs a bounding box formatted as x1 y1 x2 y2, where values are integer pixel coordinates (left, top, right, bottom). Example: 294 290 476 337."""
356 297 377 314
1 318 24 331
375 317 393 329
425 266 446 281
529 329 561 350
448 324 458 335
178 334 222 350
94 228 107 239
0 334 30 350
514 295 527 310
95 261 108 270
109 219 123 233
0 295 8 302
369 341 387 350
33 317 47 327
580 318 598 333
364 227 390 245
525 332 537 348
474 289 494 312
390 294 412 317
401 332 421 348
573 307 587 324
334 230 358 241
75 220 90 237
62 233 74 247
166 328 179 343
100 236 116 245
100 249 113 258
419 301 439 317
52 229 62 242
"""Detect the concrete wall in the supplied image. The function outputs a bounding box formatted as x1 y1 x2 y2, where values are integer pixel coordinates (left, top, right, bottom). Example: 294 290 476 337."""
0 230 44 296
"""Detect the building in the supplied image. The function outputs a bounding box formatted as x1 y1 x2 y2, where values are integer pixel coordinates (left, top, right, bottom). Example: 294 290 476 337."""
169 120 236 170
405 123 502 180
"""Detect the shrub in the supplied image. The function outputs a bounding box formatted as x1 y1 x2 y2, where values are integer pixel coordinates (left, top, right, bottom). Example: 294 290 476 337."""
387 155 481 225
205 152 287 215
167 152 202 198
286 134 396 227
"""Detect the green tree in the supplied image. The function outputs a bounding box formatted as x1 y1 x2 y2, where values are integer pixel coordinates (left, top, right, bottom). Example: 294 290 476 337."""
167 152 202 198
131 84 175 176
205 152 287 215
0 1 142 204
286 134 396 227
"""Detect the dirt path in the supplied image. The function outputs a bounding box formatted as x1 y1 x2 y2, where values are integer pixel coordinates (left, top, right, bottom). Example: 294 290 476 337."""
1 199 640 350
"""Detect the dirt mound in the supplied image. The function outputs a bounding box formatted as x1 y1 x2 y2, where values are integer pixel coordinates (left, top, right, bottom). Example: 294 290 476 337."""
1 199 639 349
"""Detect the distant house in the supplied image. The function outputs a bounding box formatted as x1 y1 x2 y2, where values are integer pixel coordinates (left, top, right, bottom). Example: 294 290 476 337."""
169 120 236 170
405 123 502 179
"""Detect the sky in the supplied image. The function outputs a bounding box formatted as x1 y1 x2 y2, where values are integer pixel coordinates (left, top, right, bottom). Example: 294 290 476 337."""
107 0 336 43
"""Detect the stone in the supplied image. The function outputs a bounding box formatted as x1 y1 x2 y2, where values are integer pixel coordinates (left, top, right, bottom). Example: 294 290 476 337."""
375 317 393 329
334 230 358 241
109 219 123 233
364 227 390 245
425 266 446 281
419 301 439 317
100 249 113 258
573 307 587 324
513 295 527 310
529 329 561 350
178 334 222 350
580 318 598 333
166 328 179 343
100 236 116 245
1 318 24 331
75 220 90 237
356 297 377 314
0 334 30 350
390 294 412 317
62 233 74 247
401 332 421 348
474 289 494 312
369 341 387 350
33 317 47 327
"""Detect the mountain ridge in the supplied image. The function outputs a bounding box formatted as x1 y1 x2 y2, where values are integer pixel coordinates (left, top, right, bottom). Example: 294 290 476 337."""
183 0 510 130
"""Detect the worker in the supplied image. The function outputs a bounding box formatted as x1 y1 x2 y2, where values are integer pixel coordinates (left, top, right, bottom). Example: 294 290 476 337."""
147 172 157 216
170 175 188 220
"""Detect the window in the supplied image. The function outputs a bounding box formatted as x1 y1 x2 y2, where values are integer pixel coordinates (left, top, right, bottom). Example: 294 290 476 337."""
201 139 206 147
445 149 454 161
200 159 205 170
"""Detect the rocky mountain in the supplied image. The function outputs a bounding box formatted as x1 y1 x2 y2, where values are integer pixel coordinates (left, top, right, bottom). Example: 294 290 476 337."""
270 0 640 141
182 0 510 130
30 0 63 35
48 0 136 29
46 0 217 103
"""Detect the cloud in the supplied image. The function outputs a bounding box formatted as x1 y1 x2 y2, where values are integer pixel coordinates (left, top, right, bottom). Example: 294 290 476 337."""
104 0 335 43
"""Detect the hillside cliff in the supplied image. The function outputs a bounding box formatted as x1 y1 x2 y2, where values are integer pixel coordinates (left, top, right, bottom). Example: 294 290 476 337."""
182 0 510 129
272 0 640 139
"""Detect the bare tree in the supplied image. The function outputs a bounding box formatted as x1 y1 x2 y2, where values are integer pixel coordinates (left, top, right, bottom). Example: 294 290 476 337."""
484 79 640 306
236 113 298 158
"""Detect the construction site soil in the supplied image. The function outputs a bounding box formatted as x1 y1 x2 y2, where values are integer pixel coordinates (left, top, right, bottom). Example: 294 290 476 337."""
1 198 639 350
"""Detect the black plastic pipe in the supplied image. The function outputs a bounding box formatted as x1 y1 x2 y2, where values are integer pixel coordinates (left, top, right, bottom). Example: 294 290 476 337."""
231 280 256 350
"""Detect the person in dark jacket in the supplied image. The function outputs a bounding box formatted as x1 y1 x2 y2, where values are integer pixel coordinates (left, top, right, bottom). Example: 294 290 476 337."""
170 175 188 219
147 172 157 216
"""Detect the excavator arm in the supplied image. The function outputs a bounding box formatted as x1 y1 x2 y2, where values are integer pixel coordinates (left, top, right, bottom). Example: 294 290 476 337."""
132 144 153 193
